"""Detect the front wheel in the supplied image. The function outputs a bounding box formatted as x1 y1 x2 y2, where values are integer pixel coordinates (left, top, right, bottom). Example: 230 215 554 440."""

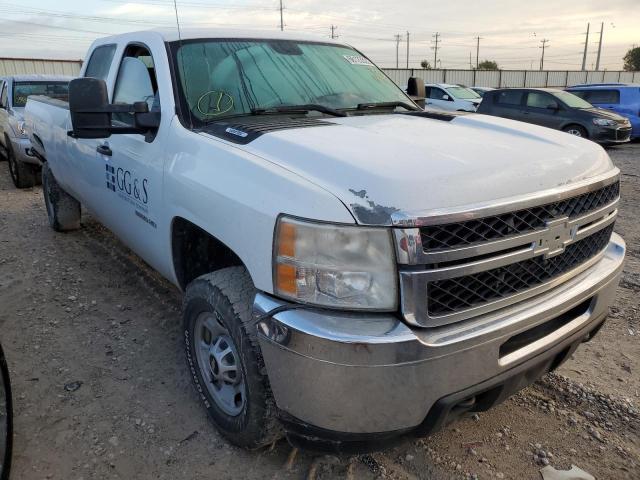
7 141 37 189
183 267 282 449
563 125 588 138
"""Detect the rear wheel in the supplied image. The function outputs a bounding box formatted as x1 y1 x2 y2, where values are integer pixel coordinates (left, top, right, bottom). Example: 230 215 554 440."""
6 140 37 189
183 267 282 449
42 162 81 231
563 125 588 138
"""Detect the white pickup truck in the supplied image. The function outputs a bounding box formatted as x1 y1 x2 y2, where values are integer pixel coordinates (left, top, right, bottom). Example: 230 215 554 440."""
25 29 625 452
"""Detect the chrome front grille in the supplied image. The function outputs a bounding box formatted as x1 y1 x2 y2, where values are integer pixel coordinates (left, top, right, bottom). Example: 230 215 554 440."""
421 181 619 250
427 224 614 316
393 171 620 327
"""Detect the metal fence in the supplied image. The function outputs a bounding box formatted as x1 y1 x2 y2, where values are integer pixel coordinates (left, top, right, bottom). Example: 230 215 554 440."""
0 57 82 77
382 68 640 88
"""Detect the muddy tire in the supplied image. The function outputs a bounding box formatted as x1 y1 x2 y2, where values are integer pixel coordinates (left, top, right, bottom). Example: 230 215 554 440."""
7 139 37 189
42 162 81 232
183 267 282 449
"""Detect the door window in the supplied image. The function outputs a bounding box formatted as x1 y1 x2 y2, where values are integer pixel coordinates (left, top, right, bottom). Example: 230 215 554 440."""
496 90 523 106
429 88 448 100
84 44 117 81
112 45 160 127
526 92 558 109
585 89 620 104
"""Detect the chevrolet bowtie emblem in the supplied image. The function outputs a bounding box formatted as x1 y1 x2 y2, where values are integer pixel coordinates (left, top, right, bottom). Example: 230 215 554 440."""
534 217 575 259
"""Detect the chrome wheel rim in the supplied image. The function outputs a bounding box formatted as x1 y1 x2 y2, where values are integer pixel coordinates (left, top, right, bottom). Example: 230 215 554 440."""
567 128 583 137
194 311 245 416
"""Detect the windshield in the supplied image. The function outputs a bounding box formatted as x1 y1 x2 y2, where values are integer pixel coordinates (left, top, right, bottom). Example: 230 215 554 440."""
552 91 593 109
446 86 481 100
12 81 68 107
172 39 411 124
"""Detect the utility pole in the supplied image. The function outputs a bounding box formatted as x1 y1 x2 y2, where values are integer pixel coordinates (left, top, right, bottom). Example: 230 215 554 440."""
330 25 338 39
394 34 402 68
581 23 590 71
469 51 472 69
539 38 549 70
474 36 481 69
595 22 604 70
279 0 284 31
406 31 410 69
432 32 440 68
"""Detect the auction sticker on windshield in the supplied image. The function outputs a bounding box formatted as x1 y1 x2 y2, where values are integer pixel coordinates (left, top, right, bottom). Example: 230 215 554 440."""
343 55 373 66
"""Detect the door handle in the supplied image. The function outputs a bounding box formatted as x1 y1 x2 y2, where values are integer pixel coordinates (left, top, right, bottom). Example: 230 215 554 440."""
97 144 112 156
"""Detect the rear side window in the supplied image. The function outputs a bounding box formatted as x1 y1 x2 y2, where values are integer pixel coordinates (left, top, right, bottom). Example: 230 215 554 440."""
496 90 523 106
84 44 117 81
584 89 620 104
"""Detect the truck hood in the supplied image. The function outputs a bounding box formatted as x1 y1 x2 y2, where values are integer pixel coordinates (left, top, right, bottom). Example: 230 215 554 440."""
233 113 615 225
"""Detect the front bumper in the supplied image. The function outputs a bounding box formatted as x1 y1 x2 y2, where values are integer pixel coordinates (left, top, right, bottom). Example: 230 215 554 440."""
592 125 632 144
9 136 40 166
256 233 625 449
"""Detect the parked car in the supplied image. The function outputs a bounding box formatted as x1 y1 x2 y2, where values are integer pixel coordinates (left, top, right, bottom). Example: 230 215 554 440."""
25 29 625 452
0 75 72 188
470 86 494 97
0 75 71 188
566 83 640 140
477 88 632 144
424 83 482 111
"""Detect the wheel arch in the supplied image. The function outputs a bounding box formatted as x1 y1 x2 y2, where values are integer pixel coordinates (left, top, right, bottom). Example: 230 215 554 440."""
170 216 247 291
562 123 589 138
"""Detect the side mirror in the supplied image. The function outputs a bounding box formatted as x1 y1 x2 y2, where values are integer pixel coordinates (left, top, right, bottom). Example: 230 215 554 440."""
69 77 112 139
443 94 451 101
406 77 425 108
546 104 560 111
68 78 159 139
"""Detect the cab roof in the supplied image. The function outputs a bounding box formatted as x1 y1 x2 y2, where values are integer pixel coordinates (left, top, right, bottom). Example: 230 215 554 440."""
99 28 345 45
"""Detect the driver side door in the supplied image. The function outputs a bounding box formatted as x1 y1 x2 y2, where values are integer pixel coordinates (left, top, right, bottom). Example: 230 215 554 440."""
426 87 453 111
95 44 168 269
522 91 563 129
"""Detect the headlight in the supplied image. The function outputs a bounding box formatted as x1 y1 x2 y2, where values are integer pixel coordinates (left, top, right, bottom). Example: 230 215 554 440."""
592 118 617 126
273 216 398 310
17 121 27 137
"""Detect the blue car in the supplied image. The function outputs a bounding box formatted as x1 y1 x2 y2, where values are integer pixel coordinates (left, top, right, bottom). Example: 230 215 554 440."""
566 83 640 139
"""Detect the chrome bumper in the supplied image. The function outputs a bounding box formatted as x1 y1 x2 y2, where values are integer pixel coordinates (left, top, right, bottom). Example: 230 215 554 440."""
256 233 625 435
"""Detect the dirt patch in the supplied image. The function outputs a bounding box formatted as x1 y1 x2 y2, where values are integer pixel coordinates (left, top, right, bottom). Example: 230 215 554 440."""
0 143 639 479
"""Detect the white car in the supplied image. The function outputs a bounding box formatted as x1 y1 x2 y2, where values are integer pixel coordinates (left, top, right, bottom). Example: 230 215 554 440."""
425 83 482 112
25 29 625 452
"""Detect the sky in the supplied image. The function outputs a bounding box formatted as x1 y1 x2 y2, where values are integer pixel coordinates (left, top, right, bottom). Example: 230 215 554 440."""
0 0 638 70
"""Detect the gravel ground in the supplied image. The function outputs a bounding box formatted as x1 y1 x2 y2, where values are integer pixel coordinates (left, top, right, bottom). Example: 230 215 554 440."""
0 142 638 480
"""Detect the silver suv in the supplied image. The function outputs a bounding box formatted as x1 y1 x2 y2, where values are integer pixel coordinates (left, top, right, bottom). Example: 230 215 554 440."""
0 75 71 188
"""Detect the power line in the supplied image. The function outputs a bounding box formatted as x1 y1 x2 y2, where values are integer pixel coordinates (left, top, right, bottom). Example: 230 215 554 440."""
406 31 410 69
474 36 482 69
394 33 402 68
595 22 604 70
431 32 440 67
581 23 590 71
539 38 549 70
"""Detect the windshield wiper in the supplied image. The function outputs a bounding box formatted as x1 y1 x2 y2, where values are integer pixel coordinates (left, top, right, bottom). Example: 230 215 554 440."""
355 101 421 112
251 104 346 117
